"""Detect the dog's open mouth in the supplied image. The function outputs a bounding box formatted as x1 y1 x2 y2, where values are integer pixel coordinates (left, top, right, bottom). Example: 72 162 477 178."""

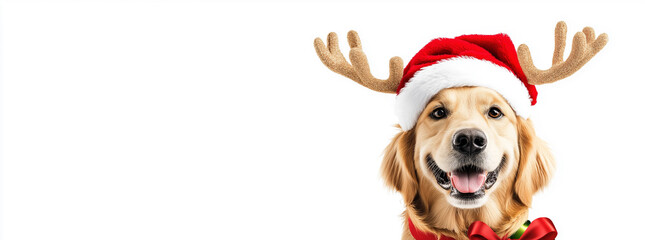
427 155 505 199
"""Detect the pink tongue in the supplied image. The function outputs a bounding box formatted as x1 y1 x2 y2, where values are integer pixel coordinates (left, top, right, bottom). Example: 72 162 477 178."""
450 172 486 193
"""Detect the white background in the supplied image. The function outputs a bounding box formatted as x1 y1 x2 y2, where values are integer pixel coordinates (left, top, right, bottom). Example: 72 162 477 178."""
1 1 644 239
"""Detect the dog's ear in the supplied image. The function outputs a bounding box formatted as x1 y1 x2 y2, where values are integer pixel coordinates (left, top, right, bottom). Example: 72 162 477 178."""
382 129 418 205
514 118 556 207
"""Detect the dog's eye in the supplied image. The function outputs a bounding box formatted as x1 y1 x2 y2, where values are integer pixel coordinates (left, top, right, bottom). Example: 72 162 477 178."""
430 107 447 120
488 107 503 119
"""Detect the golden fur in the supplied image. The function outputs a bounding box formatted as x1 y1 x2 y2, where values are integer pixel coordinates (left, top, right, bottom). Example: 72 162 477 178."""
381 87 555 240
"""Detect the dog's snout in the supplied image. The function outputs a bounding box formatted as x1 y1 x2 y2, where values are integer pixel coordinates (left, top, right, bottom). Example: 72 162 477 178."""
452 128 487 154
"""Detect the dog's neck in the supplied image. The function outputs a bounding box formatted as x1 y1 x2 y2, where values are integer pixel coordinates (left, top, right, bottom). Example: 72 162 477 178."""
406 180 528 240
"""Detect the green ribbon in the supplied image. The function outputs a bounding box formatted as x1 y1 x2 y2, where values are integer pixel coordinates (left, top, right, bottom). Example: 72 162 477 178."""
508 220 531 239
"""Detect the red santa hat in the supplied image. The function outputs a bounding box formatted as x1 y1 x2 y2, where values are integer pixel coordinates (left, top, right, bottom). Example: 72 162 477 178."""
394 34 537 131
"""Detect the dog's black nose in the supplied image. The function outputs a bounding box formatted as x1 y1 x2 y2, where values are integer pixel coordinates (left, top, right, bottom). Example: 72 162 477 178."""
452 128 487 155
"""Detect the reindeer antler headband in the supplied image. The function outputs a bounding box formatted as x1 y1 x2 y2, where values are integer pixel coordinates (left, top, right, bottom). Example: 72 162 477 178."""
314 21 608 130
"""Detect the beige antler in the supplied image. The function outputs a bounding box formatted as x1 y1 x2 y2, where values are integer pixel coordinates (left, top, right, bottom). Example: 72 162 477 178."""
517 21 608 85
314 31 403 93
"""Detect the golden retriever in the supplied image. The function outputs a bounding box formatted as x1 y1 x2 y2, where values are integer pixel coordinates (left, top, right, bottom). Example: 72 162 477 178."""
314 23 607 240
383 86 554 240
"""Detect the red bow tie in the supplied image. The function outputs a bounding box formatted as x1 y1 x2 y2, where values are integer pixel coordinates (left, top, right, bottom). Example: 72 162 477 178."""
409 217 557 240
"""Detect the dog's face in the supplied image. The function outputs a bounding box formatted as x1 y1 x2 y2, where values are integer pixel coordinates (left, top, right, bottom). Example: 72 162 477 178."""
382 86 554 214
415 86 518 208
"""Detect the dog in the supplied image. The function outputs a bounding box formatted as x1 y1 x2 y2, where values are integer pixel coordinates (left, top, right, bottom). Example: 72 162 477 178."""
383 86 553 239
313 22 606 240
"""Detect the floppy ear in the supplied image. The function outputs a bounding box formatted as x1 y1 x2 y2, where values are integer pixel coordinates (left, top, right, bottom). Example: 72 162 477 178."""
514 118 556 207
381 129 418 205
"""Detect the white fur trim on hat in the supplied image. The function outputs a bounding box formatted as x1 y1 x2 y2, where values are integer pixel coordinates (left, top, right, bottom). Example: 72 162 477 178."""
394 57 532 131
